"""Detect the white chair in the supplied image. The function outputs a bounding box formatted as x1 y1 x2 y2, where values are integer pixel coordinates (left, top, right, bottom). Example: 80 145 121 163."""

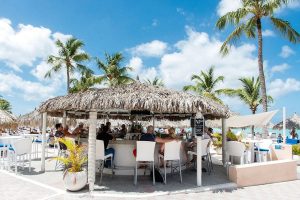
0 145 9 170
134 141 156 185
10 138 32 173
158 141 182 184
225 141 246 175
226 141 246 165
95 140 114 184
255 139 273 162
187 139 212 173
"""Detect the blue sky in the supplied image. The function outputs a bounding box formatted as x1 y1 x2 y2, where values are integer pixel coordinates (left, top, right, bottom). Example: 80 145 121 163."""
0 0 299 123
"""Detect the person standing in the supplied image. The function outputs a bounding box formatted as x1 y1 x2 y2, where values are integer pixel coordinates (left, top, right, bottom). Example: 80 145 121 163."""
97 125 115 167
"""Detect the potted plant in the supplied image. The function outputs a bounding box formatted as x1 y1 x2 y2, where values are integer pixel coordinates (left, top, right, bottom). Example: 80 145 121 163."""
292 144 300 165
212 133 222 154
54 138 88 191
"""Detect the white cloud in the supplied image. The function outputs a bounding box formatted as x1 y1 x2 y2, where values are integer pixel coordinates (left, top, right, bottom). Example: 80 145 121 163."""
128 56 158 81
0 18 72 109
271 63 289 73
279 45 295 58
128 57 143 73
262 29 275 37
269 78 300 98
0 18 54 71
217 0 242 16
52 32 72 42
129 40 168 57
0 18 72 72
158 27 258 90
0 72 60 101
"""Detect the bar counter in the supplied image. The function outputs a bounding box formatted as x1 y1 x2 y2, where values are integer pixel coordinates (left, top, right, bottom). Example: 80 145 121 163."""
107 139 188 168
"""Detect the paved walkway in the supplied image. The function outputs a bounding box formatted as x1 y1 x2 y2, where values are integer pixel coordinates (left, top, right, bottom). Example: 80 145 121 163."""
1 169 300 200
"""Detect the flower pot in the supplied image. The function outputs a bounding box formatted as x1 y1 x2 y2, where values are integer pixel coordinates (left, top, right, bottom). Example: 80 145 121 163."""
215 147 222 155
293 155 300 165
63 169 87 191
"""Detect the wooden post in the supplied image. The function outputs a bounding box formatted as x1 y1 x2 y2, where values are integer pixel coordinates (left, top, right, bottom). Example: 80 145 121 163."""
62 111 67 127
41 112 47 172
196 136 202 186
152 115 155 129
88 111 97 191
222 118 227 166
283 107 286 142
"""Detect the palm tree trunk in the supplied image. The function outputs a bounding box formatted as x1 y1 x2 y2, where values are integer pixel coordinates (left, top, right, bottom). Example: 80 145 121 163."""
251 109 256 138
257 18 268 112
67 65 70 94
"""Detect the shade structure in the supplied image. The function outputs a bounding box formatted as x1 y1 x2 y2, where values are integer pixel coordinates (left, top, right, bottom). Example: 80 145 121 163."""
273 113 300 130
206 110 278 128
18 109 77 128
37 82 230 191
38 82 230 120
0 110 17 129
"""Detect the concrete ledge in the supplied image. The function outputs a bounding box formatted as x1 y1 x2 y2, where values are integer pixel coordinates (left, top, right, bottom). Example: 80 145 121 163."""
229 160 297 187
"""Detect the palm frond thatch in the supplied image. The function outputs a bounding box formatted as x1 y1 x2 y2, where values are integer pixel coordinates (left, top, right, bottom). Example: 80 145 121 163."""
38 82 230 120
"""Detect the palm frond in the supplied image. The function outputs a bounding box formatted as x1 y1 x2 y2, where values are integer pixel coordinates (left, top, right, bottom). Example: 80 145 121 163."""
270 17 300 43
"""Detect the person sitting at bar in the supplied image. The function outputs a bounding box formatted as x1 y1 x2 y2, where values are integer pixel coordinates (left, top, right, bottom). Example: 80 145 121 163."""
72 122 85 137
97 124 105 137
133 125 175 158
54 123 67 150
97 125 115 168
117 124 127 139
63 125 73 137
106 122 112 134
158 127 179 167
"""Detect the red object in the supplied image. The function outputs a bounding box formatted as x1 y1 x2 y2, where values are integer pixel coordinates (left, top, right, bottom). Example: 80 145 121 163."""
133 148 137 157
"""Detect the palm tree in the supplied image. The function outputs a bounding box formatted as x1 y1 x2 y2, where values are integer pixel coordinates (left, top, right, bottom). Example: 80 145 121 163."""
96 52 134 87
0 96 12 113
224 77 273 114
69 69 101 93
216 0 300 112
144 76 164 87
45 37 90 93
223 77 273 134
183 66 226 103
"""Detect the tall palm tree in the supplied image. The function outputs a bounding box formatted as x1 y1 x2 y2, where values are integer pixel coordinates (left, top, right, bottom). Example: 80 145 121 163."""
216 0 300 112
69 69 101 93
45 37 90 93
223 77 273 134
144 76 164 87
0 96 12 113
96 52 134 87
183 66 226 103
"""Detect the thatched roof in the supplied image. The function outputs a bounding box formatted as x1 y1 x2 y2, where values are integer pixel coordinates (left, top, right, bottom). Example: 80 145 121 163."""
18 109 76 128
38 82 230 120
0 110 17 129
0 110 16 124
273 113 300 129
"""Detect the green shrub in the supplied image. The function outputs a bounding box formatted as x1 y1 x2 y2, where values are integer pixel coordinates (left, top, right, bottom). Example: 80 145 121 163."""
212 133 222 148
292 144 300 155
226 130 238 141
